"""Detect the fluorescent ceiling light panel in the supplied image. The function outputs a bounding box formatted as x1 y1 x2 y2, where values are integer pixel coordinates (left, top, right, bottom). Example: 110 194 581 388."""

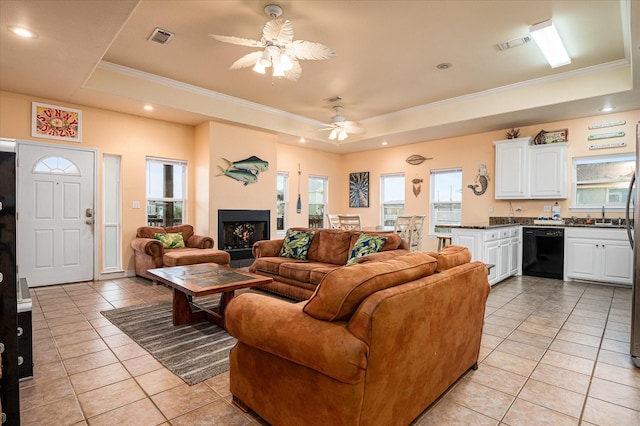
529 20 571 68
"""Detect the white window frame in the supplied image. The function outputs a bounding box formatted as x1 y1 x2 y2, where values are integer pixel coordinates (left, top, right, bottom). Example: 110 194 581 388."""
146 157 187 226
429 168 462 235
571 153 635 213
308 175 328 228
380 173 405 227
102 154 121 272
276 171 288 235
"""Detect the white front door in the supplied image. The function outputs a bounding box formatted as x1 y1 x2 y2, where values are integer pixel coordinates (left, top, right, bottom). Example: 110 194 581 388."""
18 143 95 286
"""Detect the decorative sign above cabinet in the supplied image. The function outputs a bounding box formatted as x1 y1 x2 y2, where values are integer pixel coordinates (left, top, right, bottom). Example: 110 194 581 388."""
589 141 627 150
588 120 626 129
587 131 625 140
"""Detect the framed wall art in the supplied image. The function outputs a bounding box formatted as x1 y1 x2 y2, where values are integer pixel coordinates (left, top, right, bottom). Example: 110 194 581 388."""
32 102 82 142
349 171 369 208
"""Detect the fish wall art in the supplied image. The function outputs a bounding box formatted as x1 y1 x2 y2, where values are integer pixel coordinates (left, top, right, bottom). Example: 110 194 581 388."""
217 155 269 185
467 164 489 196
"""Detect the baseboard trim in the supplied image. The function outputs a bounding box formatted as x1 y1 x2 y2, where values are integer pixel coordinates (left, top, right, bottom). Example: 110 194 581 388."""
98 270 136 280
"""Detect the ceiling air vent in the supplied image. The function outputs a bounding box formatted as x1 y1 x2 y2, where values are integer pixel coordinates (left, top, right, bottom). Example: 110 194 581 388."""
148 28 174 45
497 36 531 51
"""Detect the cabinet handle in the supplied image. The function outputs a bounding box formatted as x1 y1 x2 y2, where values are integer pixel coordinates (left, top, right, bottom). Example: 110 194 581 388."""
18 356 23 366
17 327 23 337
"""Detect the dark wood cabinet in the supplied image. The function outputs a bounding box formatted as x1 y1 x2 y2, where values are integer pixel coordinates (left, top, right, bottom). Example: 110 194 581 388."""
0 142 19 426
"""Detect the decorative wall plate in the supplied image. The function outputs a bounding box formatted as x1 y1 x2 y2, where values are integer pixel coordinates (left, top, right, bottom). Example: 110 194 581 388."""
31 102 82 142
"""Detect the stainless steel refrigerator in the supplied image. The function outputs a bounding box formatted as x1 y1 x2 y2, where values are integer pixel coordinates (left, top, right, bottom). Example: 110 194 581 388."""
626 121 640 368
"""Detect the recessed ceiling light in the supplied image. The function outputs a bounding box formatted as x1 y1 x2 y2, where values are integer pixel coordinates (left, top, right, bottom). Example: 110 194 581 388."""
381 141 388 146
599 106 615 112
299 138 305 143
8 26 38 38
436 63 452 70
143 105 153 111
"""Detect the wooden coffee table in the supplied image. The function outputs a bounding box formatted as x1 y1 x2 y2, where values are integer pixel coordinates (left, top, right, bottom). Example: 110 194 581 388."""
147 263 272 330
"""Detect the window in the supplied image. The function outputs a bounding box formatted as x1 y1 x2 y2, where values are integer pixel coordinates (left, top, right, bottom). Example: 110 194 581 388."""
381 173 405 226
103 155 121 272
146 157 187 227
573 154 635 210
33 155 80 175
276 172 288 233
308 175 328 228
430 168 462 235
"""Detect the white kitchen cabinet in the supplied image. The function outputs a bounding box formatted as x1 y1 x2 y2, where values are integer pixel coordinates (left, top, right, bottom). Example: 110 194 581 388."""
564 228 632 286
494 137 567 199
452 226 521 286
494 138 528 199
529 143 567 198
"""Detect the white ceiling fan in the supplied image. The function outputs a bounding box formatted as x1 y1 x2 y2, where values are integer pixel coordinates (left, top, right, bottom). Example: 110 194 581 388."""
208 4 335 81
319 106 366 142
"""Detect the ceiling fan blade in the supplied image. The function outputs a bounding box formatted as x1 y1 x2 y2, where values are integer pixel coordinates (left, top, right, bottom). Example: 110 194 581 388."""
209 34 264 48
283 57 302 81
262 19 294 44
229 51 263 69
290 40 336 60
344 124 366 134
317 126 336 132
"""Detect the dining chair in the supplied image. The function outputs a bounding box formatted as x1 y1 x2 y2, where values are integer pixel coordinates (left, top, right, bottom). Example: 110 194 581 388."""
409 214 427 251
337 214 362 231
393 215 414 247
326 214 341 229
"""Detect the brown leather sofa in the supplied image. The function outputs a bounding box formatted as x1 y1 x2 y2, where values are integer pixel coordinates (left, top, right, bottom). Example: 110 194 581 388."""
226 246 490 426
131 224 230 279
249 227 410 300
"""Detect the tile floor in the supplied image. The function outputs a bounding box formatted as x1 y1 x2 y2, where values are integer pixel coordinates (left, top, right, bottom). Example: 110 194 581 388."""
18 274 640 425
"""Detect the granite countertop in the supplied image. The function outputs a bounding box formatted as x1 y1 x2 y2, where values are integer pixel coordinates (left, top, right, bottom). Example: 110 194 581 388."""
452 223 627 230
450 224 516 230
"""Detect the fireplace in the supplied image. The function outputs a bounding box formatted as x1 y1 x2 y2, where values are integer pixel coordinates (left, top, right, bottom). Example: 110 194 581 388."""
218 209 270 267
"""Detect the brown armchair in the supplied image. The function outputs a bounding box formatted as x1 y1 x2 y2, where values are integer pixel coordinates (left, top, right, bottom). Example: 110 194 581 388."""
131 224 230 279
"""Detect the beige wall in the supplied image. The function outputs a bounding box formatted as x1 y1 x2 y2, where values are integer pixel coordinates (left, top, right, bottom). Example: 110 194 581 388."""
275 143 343 233
1 89 637 275
0 91 196 274
208 121 278 244
342 110 638 251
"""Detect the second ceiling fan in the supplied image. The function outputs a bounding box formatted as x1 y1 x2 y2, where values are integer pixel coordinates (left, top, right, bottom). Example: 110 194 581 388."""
319 106 365 142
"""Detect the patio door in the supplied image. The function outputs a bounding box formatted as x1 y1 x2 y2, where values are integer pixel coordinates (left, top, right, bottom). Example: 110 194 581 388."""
18 143 95 286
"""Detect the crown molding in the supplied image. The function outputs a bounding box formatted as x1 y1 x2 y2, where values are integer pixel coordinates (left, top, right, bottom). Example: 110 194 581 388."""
96 61 321 126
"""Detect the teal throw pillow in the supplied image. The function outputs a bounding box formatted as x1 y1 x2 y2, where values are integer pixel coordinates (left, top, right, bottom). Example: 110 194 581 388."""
154 232 186 249
279 229 315 260
346 234 387 265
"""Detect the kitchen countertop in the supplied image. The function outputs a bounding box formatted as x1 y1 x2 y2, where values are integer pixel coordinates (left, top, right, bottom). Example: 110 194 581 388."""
450 224 516 229
451 223 627 230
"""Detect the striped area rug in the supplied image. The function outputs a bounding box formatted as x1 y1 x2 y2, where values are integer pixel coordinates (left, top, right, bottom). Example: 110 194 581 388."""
101 298 236 385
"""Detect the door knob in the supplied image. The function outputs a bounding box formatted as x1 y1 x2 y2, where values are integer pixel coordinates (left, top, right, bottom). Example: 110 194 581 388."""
86 219 93 225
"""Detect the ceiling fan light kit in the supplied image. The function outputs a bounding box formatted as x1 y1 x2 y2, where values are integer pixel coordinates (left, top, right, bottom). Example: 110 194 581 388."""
320 105 365 143
209 4 335 81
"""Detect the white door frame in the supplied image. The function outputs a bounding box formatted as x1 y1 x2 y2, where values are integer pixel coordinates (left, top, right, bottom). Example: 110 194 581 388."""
17 140 98 284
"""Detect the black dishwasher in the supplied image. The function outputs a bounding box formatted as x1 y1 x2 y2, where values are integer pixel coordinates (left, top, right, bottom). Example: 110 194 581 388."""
522 227 564 279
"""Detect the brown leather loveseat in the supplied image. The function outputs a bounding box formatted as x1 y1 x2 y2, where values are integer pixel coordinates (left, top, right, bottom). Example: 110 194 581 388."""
226 246 490 426
131 224 230 279
249 227 409 300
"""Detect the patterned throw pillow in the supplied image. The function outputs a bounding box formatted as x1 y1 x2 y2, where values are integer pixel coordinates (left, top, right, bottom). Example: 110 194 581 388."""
346 234 387 265
154 232 186 249
279 229 315 260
